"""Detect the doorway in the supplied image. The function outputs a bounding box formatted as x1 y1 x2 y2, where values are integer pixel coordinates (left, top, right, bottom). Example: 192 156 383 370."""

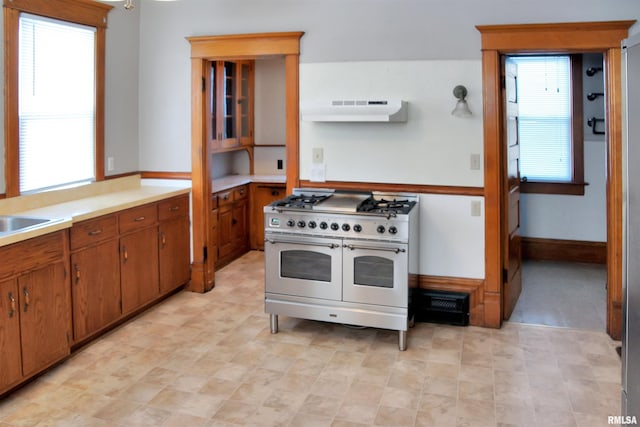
476 20 634 339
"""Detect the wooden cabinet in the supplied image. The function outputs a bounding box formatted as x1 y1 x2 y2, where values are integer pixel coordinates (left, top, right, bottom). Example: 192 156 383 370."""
0 231 70 394
213 185 250 269
158 196 191 294
208 60 254 151
70 215 120 342
119 204 159 315
0 279 22 390
250 183 286 250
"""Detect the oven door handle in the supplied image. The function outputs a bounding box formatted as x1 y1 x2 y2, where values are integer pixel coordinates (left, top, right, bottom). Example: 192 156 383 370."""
344 244 406 254
266 238 341 249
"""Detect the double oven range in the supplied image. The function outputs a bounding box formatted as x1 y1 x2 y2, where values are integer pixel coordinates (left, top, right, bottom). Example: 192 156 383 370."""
264 188 419 350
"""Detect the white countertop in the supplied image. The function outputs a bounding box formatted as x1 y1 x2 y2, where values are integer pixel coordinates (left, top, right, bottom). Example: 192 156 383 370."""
212 174 286 192
0 176 190 247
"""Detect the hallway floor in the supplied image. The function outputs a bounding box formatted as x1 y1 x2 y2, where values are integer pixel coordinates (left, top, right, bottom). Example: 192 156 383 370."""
0 252 621 426
510 260 607 331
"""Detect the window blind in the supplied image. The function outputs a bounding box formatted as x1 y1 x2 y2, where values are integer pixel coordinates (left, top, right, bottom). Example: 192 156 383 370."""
512 56 572 182
18 14 96 193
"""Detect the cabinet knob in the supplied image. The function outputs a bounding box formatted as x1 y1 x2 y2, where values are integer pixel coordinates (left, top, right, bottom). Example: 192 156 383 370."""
8 292 15 318
161 232 167 247
23 287 30 312
123 246 128 262
74 264 81 285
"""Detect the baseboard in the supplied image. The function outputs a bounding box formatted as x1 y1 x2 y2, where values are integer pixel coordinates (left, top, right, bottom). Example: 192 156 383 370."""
417 275 485 327
521 237 606 264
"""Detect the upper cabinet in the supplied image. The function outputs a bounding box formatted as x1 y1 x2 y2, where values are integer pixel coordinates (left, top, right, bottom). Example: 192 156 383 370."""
208 60 254 151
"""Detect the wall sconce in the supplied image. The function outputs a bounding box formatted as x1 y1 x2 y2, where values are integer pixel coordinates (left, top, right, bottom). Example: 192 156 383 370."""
103 0 177 11
451 85 472 117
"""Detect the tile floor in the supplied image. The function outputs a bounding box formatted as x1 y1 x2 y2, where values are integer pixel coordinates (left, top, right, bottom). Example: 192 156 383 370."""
0 251 622 426
510 261 607 331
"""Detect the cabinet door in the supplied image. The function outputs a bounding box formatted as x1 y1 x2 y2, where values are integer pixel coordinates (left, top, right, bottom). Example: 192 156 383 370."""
18 262 70 377
233 198 249 253
120 228 159 314
251 184 285 250
218 204 234 259
210 208 219 264
219 61 238 149
238 61 253 146
159 217 191 293
0 278 22 390
71 240 121 341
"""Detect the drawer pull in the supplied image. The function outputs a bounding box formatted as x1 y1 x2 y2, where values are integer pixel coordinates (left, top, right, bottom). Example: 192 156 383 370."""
74 264 81 285
222 194 230 201
134 216 146 222
23 287 30 312
88 229 103 236
8 292 15 318
170 206 180 212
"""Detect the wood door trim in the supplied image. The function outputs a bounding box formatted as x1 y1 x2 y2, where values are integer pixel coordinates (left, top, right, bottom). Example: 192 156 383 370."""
188 32 303 292
477 20 634 337
299 180 484 197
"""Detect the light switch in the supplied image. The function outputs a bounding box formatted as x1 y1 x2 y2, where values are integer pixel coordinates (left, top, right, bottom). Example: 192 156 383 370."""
470 154 481 170
312 147 324 163
471 200 482 217
107 157 115 172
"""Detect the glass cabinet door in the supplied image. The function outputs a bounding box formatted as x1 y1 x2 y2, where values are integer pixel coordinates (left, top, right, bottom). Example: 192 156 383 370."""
238 62 253 145
222 61 237 141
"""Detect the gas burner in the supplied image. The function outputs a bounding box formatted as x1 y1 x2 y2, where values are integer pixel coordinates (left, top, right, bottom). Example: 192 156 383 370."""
272 193 332 209
358 198 417 215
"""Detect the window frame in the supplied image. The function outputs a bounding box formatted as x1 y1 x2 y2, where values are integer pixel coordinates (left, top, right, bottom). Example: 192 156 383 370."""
3 0 112 197
518 54 586 196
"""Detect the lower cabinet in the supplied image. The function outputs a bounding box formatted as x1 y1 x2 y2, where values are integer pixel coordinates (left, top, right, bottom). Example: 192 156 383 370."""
214 185 249 269
250 183 285 250
0 231 71 394
120 226 160 315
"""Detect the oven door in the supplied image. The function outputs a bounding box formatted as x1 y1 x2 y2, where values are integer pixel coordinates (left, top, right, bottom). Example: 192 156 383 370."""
342 239 408 307
265 233 343 301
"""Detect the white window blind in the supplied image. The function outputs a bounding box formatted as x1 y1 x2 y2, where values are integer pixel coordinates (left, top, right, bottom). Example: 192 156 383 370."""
512 56 572 182
18 14 96 193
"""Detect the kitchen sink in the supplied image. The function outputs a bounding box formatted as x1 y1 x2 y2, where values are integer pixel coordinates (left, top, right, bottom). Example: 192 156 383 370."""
0 215 59 235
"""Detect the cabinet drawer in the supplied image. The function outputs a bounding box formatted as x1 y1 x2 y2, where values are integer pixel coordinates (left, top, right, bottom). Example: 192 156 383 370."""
119 204 158 234
217 190 233 207
234 185 248 201
0 231 66 280
70 215 118 250
159 196 189 221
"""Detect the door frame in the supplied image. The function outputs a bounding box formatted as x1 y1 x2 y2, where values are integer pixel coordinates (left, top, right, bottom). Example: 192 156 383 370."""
477 21 635 338
187 32 304 293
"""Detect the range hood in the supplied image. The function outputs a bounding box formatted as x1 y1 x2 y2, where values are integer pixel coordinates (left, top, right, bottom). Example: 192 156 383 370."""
301 99 408 122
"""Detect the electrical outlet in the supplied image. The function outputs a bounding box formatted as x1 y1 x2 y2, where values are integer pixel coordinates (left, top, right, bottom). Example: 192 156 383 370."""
471 200 482 217
312 147 324 163
277 159 283 170
107 157 115 172
470 154 481 170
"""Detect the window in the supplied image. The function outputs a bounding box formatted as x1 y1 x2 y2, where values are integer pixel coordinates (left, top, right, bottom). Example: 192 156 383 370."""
4 0 111 197
509 55 585 195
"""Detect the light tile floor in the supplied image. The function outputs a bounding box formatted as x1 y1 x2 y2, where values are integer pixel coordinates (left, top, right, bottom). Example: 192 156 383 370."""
510 261 607 331
0 251 622 426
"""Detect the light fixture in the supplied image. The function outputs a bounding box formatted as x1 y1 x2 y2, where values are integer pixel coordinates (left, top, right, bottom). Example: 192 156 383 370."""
451 85 472 117
102 0 177 11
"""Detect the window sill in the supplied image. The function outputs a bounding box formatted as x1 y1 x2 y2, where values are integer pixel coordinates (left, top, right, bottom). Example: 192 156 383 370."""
520 181 587 196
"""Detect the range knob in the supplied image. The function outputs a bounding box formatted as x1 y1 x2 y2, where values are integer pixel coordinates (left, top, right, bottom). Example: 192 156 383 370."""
287 219 295 227
353 224 362 232
297 220 306 228
342 224 351 231
331 223 340 231
377 225 386 234
319 222 328 230
388 226 398 234
308 221 317 229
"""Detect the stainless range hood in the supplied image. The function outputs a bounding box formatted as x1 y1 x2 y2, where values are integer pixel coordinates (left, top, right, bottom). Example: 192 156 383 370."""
301 99 408 122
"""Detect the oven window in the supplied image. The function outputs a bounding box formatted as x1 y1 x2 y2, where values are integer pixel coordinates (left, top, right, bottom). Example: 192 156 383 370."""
353 256 393 288
281 250 331 282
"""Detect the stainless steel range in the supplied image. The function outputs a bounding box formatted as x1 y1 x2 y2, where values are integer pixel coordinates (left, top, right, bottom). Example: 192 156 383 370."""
264 188 419 350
